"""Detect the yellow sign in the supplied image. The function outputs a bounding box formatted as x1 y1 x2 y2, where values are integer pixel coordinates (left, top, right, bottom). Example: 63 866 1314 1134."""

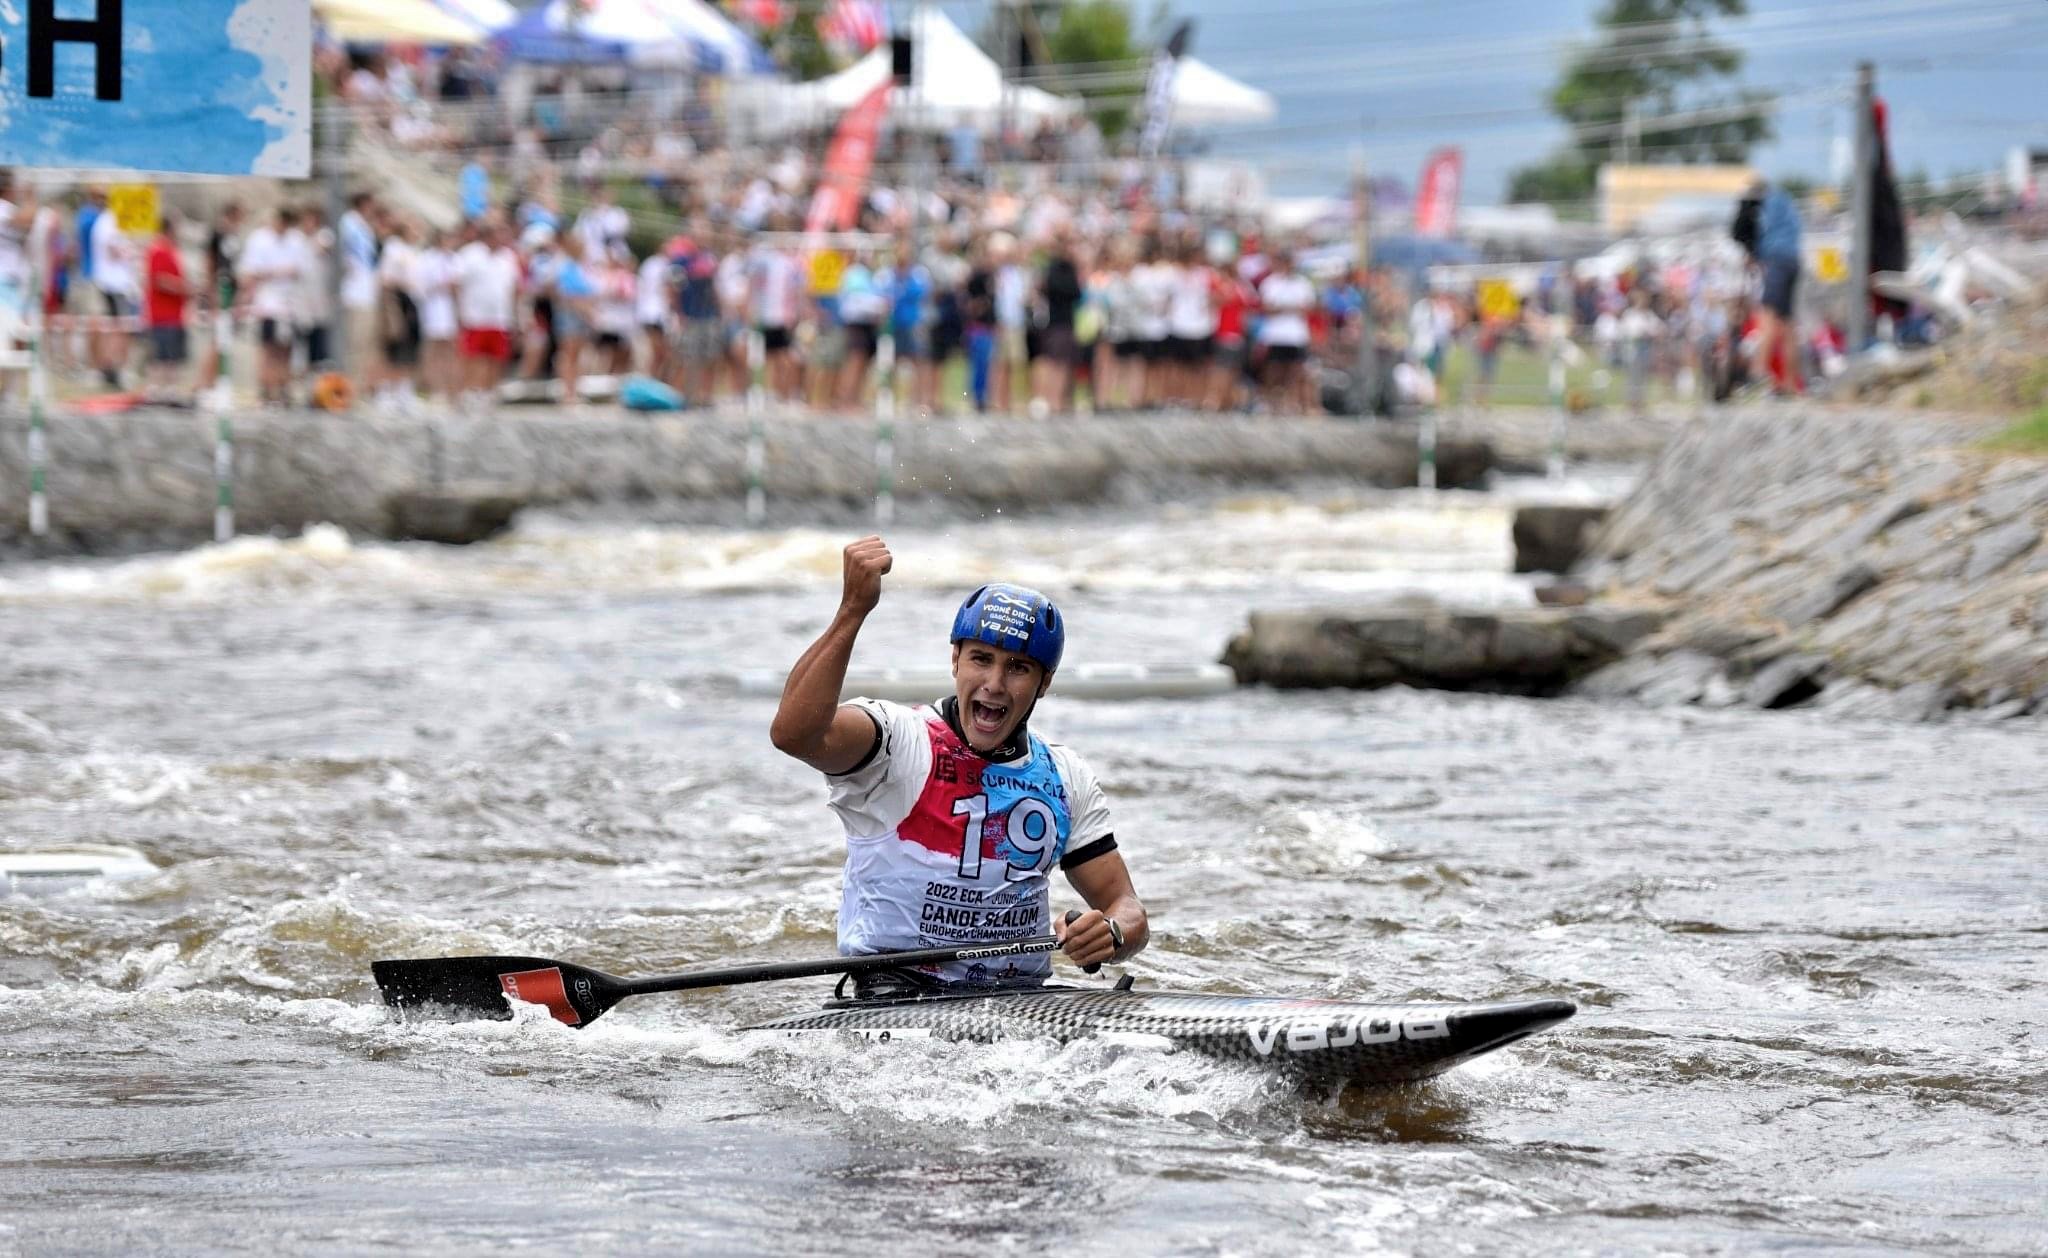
1814 246 1848 284
108 185 160 236
809 249 846 296
1477 279 1519 321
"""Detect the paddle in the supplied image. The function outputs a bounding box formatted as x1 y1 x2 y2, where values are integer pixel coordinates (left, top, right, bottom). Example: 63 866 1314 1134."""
373 919 1099 1028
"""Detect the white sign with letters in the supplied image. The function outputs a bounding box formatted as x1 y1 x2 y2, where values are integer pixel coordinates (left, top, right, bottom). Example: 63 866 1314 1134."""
0 0 309 177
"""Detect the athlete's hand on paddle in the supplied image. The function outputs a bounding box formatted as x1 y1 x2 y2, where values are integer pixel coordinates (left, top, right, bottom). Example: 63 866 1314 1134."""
1057 908 1118 970
840 535 893 618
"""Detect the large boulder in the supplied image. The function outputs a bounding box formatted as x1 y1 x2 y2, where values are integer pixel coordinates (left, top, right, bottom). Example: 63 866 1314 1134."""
1513 505 1611 574
384 485 522 545
1223 600 1665 694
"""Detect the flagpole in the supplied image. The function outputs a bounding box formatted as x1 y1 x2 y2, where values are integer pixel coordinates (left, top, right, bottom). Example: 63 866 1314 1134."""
1353 145 1379 419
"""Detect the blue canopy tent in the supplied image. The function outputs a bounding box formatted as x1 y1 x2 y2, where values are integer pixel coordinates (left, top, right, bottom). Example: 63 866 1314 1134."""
497 0 774 73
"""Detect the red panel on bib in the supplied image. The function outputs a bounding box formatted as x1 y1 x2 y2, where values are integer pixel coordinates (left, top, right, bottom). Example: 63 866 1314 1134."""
894 713 997 863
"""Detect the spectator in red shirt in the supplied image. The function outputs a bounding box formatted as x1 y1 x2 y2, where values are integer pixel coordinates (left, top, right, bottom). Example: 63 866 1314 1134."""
1208 263 1255 412
144 209 191 395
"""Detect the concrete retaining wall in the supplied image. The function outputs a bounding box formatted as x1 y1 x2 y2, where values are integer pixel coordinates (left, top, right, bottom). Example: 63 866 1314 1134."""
0 407 1491 552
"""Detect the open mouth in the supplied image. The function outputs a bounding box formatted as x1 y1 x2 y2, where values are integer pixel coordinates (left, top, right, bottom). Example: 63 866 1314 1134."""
969 698 1010 737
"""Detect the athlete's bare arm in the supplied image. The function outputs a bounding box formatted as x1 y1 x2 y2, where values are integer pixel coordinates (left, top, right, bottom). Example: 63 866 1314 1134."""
770 536 893 774
1058 851 1148 968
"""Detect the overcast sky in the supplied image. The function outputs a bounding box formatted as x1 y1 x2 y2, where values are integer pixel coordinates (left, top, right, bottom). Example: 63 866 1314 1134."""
941 0 2048 202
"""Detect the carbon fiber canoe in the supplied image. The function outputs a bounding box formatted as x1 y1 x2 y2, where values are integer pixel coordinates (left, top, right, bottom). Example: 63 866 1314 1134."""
747 987 1575 1085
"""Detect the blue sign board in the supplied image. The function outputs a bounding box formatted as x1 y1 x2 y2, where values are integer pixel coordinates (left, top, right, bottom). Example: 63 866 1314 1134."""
0 0 309 176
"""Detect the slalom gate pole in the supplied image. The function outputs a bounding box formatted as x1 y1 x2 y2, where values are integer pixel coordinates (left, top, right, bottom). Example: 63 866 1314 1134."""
205 310 237 542
27 317 48 538
745 330 767 525
1547 351 1568 482
874 332 896 423
1417 411 1437 492
874 418 896 527
213 415 235 543
874 333 896 525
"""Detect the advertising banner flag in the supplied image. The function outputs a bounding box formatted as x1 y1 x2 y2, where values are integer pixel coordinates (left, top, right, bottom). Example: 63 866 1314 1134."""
0 0 311 177
1415 147 1463 238
1138 20 1195 163
804 80 891 235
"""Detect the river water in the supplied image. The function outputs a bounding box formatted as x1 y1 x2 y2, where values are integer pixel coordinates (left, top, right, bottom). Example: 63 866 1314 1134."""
1 491 2042 1256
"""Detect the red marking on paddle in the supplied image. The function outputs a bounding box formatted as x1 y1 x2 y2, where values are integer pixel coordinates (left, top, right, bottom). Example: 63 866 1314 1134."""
499 967 582 1025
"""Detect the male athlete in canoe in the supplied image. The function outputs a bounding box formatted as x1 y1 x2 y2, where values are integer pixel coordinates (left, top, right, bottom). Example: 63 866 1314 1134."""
771 536 1149 994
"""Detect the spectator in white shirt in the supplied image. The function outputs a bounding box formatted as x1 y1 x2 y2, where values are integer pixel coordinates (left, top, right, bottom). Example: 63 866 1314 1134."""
412 227 460 404
88 197 140 388
636 245 673 382
238 206 303 405
454 215 522 410
1256 249 1317 416
747 229 802 402
377 218 422 411
292 206 336 371
573 186 629 263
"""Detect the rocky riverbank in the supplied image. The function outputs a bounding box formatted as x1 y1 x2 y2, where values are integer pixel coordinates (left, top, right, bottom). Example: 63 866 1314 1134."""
1574 407 2046 718
0 407 1492 554
1221 405 2045 719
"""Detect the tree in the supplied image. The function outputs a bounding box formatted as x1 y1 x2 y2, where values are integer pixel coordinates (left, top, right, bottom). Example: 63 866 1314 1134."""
1049 1 1147 137
1509 0 1775 210
776 8 837 81
980 0 1150 138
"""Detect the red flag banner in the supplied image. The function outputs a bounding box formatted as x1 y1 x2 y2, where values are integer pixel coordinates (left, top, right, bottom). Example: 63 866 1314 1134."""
1415 146 1463 238
804 81 893 235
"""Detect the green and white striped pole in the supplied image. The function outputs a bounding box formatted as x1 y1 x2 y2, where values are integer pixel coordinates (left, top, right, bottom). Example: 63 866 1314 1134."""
213 415 234 543
874 332 897 525
746 328 766 416
206 310 236 542
745 416 766 525
874 332 896 423
27 321 47 537
745 329 767 525
1417 412 1437 492
1547 349 1568 482
874 418 896 526
214 310 234 410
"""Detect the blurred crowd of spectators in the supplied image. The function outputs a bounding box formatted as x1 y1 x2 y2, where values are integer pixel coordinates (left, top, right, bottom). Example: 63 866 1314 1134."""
0 43 2026 419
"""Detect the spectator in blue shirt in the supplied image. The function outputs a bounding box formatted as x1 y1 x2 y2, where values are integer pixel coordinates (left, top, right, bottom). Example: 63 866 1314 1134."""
881 250 930 409
1735 178 1804 395
669 229 723 407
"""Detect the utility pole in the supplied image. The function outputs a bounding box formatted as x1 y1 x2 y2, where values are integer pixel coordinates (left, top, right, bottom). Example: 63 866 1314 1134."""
1846 60 1877 352
910 1 931 264
1351 146 1379 418
996 0 1014 169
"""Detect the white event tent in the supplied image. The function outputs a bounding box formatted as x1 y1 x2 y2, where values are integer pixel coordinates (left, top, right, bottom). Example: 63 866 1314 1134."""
728 8 1075 136
428 0 518 36
1168 57 1276 127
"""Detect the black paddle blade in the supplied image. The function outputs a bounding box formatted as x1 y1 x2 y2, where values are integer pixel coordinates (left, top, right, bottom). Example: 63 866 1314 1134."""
371 955 626 1028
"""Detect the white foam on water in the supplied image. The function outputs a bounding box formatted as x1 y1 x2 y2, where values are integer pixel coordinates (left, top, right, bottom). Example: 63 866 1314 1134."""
745 1021 1292 1129
0 497 1522 608
0 525 441 605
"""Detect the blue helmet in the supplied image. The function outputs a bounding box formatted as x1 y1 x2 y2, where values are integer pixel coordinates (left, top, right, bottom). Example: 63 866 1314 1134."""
950 583 1064 676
